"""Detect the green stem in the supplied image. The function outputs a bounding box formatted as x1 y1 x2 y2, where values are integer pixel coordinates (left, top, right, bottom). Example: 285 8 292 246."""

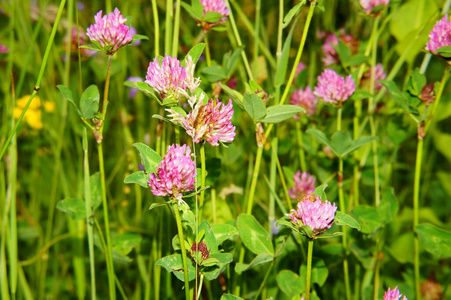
211 188 217 224
196 273 204 300
305 239 314 300
253 261 274 300
296 122 307 172
0 0 67 160
204 31 212 67
151 0 160 57
265 0 316 139
372 250 380 300
98 55 116 300
337 107 351 300
199 144 206 221
246 146 264 215
173 203 191 300
368 17 380 206
253 0 261 76
225 0 254 80
83 128 96 300
165 0 173 54
172 0 181 56
413 137 423 300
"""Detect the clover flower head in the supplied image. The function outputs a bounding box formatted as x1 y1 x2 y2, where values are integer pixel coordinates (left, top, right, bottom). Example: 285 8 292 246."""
148 144 196 202
384 286 407 300
363 63 386 90
169 94 236 146
86 8 133 55
288 171 316 199
145 55 188 100
287 194 337 237
191 241 210 261
314 69 355 106
360 0 390 15
200 0 229 20
426 15 451 57
290 87 318 117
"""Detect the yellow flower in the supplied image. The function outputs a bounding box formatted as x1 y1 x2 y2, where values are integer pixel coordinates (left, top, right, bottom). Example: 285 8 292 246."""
14 95 54 130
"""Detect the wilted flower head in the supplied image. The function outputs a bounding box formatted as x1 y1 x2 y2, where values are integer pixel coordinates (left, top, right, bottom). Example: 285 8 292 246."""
289 171 316 199
169 94 236 146
419 84 435 105
362 63 386 90
86 8 133 55
314 69 355 106
420 279 442 300
360 0 389 15
200 0 229 22
290 87 318 117
287 194 337 237
190 241 210 261
426 15 451 58
384 286 407 300
148 144 196 202
322 31 359 66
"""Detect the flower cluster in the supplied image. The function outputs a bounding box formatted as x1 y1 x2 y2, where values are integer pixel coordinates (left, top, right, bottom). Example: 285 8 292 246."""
146 55 200 101
14 95 55 130
148 144 196 202
169 94 236 146
360 0 390 15
314 69 355 106
86 8 133 55
384 286 407 300
322 31 359 66
290 87 318 117
426 15 451 58
0 44 9 54
288 171 316 199
201 0 229 19
287 194 337 237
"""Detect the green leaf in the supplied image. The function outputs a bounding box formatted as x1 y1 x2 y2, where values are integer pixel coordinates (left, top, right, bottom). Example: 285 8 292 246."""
350 89 373 101
275 18 295 86
380 80 410 112
283 1 305 27
334 211 361 231
156 254 196 282
184 43 205 65
124 171 148 188
312 184 328 200
407 68 426 96
112 232 141 256
56 198 86 220
79 85 100 119
387 232 414 264
204 11 223 23
191 0 204 19
330 131 353 157
336 40 351 65
149 200 175 211
299 225 313 239
237 214 274 256
300 257 328 287
259 105 305 123
306 128 332 149
276 269 304 298
377 188 399 224
220 294 244 300
351 205 382 234
235 253 273 273
243 93 266 121
223 47 243 78
315 232 345 239
346 54 368 67
198 220 218 253
181 1 201 20
203 253 233 280
124 81 161 103
131 34 148 44
57 85 81 116
201 65 227 82
79 44 101 52
212 224 239 245
220 84 244 109
90 172 102 210
416 224 451 258
133 143 162 174
436 45 451 58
